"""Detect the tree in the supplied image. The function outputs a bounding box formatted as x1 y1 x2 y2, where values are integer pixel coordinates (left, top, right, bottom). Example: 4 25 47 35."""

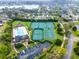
55 39 62 46
15 43 24 49
0 21 12 43
0 21 12 59
57 24 64 36
57 28 64 36
63 19 68 22
77 42 79 46
57 24 61 28
48 47 66 59
74 47 79 55
0 43 10 59
1 32 12 42
72 26 77 31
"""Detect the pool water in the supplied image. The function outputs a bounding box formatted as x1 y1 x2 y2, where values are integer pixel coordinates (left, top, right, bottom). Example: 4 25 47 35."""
14 27 28 37
16 29 24 36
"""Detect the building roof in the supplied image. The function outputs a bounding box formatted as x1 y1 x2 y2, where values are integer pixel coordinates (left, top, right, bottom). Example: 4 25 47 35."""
0 20 3 26
18 42 50 59
14 35 29 42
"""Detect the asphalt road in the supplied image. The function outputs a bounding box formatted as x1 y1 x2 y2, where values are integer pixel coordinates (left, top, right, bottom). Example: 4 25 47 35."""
64 34 74 59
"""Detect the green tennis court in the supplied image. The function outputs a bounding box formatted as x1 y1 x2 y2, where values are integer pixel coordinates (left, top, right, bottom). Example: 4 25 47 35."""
32 28 44 40
31 22 55 40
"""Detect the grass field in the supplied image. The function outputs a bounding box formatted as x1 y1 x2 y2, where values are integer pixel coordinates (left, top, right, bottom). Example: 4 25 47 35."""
12 21 31 28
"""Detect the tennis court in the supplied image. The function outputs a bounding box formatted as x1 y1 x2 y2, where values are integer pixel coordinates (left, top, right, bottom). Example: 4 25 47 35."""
31 22 55 40
32 28 43 40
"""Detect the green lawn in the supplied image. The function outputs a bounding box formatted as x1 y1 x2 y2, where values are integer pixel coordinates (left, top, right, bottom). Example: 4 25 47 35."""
73 31 79 36
71 42 79 59
29 41 36 47
12 21 31 28
54 22 63 41
73 22 79 25
71 21 79 37
71 51 79 59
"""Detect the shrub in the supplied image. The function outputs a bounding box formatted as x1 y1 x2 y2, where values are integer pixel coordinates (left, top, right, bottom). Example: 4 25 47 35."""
15 43 24 49
72 26 77 31
55 39 62 46
77 42 79 46
74 47 79 56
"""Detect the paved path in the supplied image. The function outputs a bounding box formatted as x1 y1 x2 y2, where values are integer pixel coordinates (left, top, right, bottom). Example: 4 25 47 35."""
64 34 74 59
58 21 67 48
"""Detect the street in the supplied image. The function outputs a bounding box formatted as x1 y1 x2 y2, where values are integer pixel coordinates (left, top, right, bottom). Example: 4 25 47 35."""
64 34 74 59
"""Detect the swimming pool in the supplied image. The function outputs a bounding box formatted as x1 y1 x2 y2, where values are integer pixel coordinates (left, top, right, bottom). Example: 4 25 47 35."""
16 28 24 36
13 27 28 38
31 22 55 40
